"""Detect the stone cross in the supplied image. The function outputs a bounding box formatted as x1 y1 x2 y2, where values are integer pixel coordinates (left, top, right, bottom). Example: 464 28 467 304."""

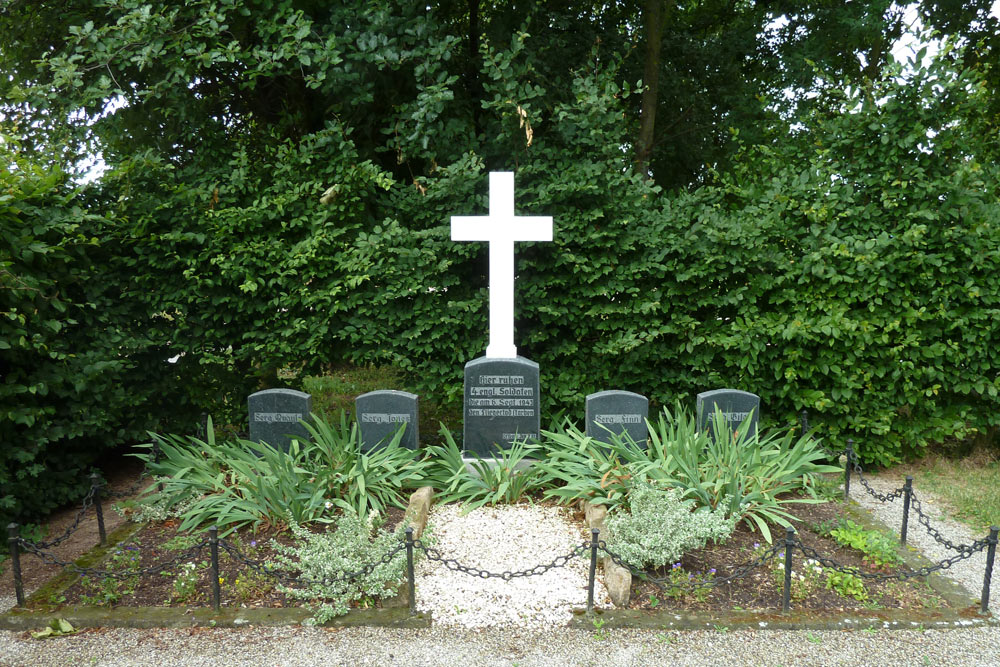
451 172 552 358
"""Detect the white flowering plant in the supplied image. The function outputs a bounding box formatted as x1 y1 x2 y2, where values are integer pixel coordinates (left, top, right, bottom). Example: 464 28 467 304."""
605 479 735 570
268 508 420 623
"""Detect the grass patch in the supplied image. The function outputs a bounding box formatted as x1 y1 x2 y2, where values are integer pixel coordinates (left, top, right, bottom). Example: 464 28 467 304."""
895 450 1000 534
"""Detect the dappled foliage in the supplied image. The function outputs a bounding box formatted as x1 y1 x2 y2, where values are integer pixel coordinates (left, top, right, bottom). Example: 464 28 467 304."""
1 1 999 526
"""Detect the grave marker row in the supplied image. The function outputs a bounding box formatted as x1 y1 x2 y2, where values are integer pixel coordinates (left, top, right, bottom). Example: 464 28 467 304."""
247 385 762 453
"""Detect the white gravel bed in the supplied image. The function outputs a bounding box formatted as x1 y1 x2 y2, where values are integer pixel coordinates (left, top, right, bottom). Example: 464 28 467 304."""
3 625 1000 666
849 471 998 614
415 503 610 628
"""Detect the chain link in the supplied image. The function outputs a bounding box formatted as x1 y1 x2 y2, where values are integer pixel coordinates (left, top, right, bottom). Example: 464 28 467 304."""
847 449 906 503
598 541 784 594
413 540 589 580
908 490 987 554
795 536 988 581
219 537 408 588
24 484 98 550
16 536 209 580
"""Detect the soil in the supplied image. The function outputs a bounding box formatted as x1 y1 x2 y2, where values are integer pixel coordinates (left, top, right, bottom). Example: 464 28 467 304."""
619 500 948 613
5 454 952 615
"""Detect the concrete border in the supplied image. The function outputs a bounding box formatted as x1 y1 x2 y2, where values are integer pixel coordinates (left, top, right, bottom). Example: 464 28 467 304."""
568 606 998 632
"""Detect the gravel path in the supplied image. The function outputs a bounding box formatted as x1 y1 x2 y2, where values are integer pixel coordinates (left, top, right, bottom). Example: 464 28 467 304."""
4 485 1000 665
849 468 998 615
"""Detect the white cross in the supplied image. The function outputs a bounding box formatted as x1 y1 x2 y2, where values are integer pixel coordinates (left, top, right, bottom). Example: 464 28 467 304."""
451 172 553 358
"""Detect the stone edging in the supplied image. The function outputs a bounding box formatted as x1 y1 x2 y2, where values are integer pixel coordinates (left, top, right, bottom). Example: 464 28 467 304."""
0 486 436 631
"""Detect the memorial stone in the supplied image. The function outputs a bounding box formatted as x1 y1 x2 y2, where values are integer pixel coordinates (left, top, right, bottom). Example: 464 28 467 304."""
696 388 760 439
585 390 649 447
463 356 540 457
355 390 420 451
247 388 312 451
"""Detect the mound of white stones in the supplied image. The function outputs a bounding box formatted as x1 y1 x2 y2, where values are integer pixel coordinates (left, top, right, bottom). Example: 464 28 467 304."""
415 503 610 628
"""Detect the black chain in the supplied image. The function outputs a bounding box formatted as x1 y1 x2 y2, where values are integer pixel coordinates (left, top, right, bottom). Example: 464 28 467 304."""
26 484 98 550
413 540 589 580
598 541 784 594
16 537 209 580
219 537 408 588
908 490 986 555
795 537 988 582
848 449 906 503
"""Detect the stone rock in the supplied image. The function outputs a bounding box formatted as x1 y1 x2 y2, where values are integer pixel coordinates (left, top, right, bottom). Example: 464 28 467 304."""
404 487 434 539
583 502 607 537
602 557 632 607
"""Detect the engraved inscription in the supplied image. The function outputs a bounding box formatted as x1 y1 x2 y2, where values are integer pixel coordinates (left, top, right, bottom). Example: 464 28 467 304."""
360 413 412 424
594 414 643 425
253 412 303 423
469 375 536 417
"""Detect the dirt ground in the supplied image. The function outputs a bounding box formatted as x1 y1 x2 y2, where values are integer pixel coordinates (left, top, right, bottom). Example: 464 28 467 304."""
2 455 148 600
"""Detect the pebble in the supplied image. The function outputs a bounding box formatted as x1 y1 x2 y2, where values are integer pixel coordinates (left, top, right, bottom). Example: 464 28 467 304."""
416 503 610 628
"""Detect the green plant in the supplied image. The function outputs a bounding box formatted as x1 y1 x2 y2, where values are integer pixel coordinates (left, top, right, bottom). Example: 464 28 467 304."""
163 534 201 552
825 569 868 602
79 546 142 606
770 555 824 602
713 624 728 633
30 619 77 640
591 616 607 641
540 406 839 542
807 632 822 644
658 562 717 603
169 561 201 603
829 519 902 568
232 568 274 603
422 426 545 511
132 412 427 534
268 508 414 623
643 406 841 542
648 593 660 608
605 480 734 569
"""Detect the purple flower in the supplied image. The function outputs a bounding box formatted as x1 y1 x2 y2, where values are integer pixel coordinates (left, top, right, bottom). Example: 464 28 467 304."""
672 562 682 570
709 568 716 574
250 540 257 548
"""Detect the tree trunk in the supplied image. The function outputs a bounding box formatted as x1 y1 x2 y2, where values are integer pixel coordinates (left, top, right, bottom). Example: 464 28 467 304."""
636 0 664 176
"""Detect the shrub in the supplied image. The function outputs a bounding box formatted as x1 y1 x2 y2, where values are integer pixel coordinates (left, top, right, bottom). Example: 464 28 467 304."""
605 480 735 570
268 510 411 623
421 426 545 511
132 413 427 534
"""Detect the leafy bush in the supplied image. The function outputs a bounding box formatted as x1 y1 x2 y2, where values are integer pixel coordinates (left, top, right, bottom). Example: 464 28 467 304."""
829 519 902 568
421 426 545 511
132 413 427 534
269 510 411 623
540 405 840 541
605 480 735 569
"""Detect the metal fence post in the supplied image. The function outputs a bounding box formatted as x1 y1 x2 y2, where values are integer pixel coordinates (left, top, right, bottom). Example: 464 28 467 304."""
844 440 854 501
405 527 416 613
587 528 599 614
799 409 809 434
782 526 795 613
7 523 24 608
90 472 107 546
209 526 221 611
981 526 999 615
901 476 913 545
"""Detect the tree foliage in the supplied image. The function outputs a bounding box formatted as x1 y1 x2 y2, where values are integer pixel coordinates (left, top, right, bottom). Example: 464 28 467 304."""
0 1 998 525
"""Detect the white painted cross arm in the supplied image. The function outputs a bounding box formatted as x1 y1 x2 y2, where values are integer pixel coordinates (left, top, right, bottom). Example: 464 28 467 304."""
450 172 553 359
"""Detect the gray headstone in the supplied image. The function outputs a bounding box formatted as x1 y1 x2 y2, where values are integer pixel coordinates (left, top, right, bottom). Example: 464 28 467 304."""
355 390 419 451
585 390 649 447
696 388 760 439
247 388 312 451
463 356 540 457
